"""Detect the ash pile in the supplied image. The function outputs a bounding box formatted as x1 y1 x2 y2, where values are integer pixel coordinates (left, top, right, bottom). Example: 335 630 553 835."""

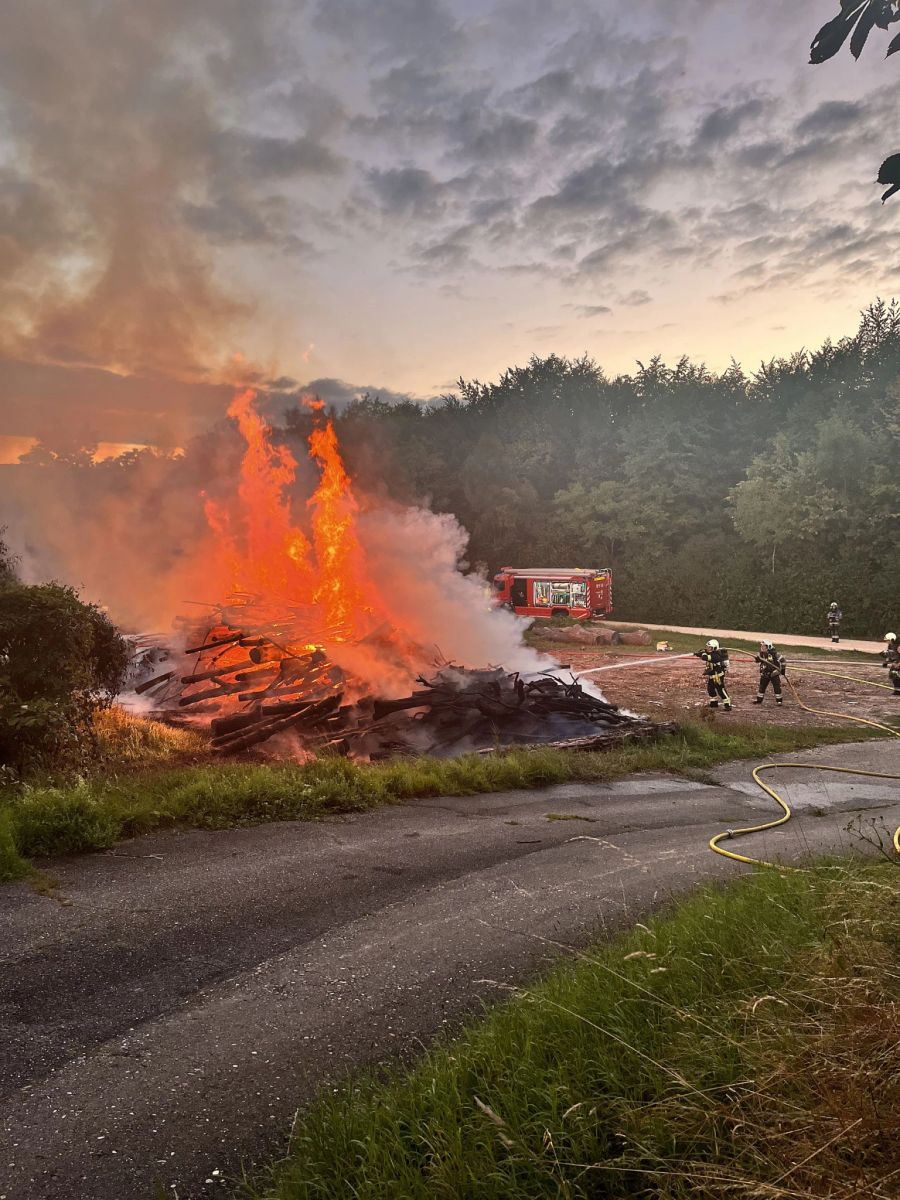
133 608 669 759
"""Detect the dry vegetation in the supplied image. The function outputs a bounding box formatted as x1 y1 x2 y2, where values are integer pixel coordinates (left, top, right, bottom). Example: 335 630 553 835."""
239 863 900 1199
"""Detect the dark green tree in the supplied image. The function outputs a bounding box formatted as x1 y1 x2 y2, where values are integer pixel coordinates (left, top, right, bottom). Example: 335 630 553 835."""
0 583 129 776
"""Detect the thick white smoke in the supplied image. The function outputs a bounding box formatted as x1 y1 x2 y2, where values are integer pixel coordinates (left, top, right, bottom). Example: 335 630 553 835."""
322 503 551 696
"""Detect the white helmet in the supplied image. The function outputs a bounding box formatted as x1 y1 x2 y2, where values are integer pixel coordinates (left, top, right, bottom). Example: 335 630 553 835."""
830 602 838 609
706 639 719 649
887 632 897 642
761 640 773 650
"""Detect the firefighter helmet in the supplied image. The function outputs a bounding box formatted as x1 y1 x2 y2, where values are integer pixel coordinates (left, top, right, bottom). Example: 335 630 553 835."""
829 602 838 609
706 639 719 649
887 632 897 642
761 640 773 650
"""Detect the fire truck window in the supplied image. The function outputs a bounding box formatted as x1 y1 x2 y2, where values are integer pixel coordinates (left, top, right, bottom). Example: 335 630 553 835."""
571 581 588 606
533 581 551 606
512 578 527 605
494 579 506 592
550 582 570 606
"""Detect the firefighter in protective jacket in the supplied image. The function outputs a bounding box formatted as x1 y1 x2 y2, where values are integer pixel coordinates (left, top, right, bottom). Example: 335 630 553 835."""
881 633 900 696
826 602 842 643
753 640 786 705
694 639 731 710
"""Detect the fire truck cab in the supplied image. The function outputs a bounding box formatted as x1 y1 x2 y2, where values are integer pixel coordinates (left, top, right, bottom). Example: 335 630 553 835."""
492 567 613 620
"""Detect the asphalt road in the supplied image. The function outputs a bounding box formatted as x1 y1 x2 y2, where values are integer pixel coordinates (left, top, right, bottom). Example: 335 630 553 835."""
1 741 898 1200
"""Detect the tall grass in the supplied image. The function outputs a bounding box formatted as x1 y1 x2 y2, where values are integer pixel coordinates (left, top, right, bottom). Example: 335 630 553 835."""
238 863 899 1199
93 707 207 764
0 720 879 881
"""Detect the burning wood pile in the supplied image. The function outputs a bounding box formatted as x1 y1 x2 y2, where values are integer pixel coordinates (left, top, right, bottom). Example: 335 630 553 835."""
133 598 347 754
133 606 667 759
128 389 671 760
360 666 667 758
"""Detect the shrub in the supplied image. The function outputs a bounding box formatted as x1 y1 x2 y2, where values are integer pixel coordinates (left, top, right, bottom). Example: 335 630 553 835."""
0 580 129 775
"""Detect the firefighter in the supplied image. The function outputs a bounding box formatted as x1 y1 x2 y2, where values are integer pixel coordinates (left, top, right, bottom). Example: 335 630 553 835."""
826 601 842 643
881 633 900 696
752 640 786 705
694 639 732 710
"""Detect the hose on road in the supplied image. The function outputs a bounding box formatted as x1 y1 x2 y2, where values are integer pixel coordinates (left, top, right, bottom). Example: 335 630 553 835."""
577 644 900 866
710 652 900 867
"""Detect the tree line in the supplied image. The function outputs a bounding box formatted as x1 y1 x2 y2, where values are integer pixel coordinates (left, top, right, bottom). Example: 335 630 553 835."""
306 299 899 639
5 299 899 641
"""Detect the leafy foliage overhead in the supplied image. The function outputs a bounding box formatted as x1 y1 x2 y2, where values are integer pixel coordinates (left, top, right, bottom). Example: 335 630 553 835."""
810 1 900 200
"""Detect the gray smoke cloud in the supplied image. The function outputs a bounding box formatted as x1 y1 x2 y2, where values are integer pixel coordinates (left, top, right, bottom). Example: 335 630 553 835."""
0 0 340 446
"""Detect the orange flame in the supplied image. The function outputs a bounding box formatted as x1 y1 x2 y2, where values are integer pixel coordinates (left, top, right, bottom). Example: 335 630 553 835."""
308 419 371 637
205 388 314 599
203 388 375 641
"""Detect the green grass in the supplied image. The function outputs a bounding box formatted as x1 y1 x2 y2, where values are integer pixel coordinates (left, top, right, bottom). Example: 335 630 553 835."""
237 862 899 1200
0 721 879 881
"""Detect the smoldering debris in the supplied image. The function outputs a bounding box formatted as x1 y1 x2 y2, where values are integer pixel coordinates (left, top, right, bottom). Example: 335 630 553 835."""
133 609 666 760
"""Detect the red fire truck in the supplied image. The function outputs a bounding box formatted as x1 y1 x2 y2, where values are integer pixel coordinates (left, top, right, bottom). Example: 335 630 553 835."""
492 567 613 620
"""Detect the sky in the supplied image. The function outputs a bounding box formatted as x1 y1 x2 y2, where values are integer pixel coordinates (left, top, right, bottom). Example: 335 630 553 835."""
2 0 900 457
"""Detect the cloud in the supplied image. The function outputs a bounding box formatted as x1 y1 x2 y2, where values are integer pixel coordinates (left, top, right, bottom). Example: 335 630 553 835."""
572 304 613 317
796 100 864 138
294 377 422 410
313 0 463 63
0 0 320 395
367 166 446 217
695 99 765 145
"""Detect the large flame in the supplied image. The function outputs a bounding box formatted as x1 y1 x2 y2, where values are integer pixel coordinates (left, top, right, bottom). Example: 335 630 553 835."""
308 420 371 639
204 389 314 600
203 388 377 643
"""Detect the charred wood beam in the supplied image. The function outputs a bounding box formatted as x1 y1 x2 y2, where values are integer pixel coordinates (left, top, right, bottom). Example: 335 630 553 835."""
213 694 343 753
473 723 676 755
178 681 246 707
237 667 333 703
184 631 243 655
134 671 174 695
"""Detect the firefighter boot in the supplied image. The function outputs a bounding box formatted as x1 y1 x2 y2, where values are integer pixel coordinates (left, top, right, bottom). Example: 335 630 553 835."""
776 697 783 705
753 695 764 704
723 702 732 711
708 700 719 708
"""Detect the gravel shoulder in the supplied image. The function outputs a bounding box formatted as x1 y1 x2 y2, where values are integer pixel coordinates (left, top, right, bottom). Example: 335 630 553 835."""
610 620 884 654
539 643 898 732
1 740 898 1200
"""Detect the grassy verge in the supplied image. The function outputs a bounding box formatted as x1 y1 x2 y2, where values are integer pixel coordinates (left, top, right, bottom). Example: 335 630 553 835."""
0 719 879 882
237 862 899 1200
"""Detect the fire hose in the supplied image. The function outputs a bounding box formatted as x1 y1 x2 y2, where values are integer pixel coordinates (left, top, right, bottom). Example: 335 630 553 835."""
713 649 900 866
577 649 900 865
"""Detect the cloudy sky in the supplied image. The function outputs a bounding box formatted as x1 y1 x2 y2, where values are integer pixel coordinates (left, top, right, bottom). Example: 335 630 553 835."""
2 0 899 455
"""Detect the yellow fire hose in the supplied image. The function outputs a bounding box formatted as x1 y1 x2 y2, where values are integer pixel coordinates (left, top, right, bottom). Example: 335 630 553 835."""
790 664 895 691
708 653 900 866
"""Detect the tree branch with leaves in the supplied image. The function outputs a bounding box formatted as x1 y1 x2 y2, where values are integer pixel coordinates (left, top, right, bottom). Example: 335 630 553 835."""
811 0 900 200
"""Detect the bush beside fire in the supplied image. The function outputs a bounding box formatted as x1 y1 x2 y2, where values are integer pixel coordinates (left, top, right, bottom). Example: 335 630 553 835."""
0 558 129 779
